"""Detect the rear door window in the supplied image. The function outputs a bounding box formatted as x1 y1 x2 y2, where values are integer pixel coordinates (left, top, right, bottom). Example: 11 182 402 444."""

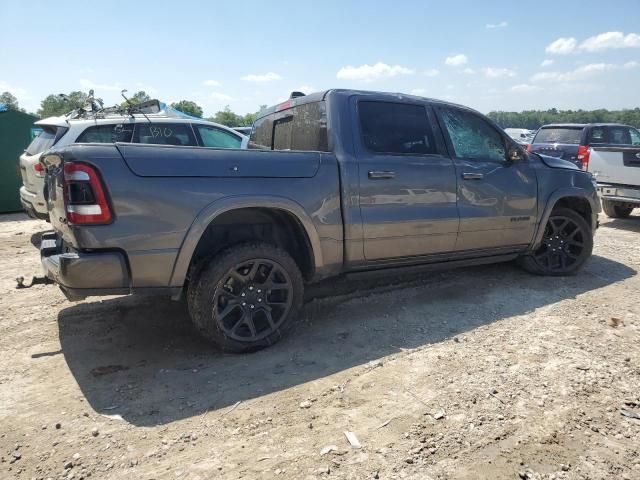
194 125 242 148
533 128 583 144
133 123 197 146
76 124 134 143
358 101 436 155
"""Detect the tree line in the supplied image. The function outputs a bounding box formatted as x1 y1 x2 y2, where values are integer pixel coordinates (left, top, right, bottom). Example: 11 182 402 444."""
4 89 639 130
0 90 262 127
487 108 640 130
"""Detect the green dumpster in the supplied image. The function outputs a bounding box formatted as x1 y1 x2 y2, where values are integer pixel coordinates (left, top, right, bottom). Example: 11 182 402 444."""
0 108 38 213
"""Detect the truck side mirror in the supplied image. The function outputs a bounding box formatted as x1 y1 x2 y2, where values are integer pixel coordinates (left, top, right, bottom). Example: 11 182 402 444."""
508 146 523 162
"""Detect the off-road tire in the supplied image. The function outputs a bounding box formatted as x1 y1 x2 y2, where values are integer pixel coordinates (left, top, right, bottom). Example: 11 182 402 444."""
187 242 304 353
518 207 593 276
601 199 633 219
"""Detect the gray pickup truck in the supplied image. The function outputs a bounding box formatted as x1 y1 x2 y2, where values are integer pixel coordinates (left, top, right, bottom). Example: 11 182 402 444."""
39 89 600 352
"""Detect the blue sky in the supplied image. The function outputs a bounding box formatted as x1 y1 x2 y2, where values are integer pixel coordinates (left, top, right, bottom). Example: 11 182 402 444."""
2 0 640 116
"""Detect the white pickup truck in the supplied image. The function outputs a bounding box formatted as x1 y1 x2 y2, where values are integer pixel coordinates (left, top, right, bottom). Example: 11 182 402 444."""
529 123 640 218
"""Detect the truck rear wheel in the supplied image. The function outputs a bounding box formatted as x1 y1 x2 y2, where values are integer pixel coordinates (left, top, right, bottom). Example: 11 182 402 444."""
601 199 633 219
518 207 593 276
187 243 304 353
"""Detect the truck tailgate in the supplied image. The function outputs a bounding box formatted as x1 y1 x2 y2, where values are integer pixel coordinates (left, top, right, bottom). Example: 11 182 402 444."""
589 146 640 185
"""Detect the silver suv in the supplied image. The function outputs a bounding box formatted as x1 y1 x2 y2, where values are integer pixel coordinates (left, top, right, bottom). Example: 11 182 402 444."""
20 103 247 219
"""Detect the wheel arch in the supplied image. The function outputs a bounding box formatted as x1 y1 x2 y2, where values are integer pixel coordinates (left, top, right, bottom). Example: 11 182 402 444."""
531 188 597 250
169 196 324 290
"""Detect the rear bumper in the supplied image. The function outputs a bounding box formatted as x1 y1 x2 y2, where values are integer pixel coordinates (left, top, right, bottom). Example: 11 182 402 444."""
40 232 130 300
597 184 640 205
19 186 48 217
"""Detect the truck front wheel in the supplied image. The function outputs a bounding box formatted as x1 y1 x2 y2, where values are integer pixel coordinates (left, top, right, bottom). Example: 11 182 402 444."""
601 199 633 219
518 208 593 276
187 243 304 353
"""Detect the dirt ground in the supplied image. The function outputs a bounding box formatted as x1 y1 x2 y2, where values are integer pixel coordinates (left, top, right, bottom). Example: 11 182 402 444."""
0 212 639 480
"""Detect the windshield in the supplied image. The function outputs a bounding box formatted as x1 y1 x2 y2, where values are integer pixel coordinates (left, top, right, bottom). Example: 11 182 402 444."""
25 127 58 155
533 127 583 145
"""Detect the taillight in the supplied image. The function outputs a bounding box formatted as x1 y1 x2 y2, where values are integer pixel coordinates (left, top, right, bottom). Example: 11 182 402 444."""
63 162 112 225
33 162 45 178
577 145 591 170
526 144 533 152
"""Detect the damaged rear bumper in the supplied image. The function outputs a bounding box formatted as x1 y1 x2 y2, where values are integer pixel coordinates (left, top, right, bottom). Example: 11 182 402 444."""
40 232 130 300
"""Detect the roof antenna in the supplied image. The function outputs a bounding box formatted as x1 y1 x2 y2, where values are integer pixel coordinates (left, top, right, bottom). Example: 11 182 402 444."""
121 89 151 123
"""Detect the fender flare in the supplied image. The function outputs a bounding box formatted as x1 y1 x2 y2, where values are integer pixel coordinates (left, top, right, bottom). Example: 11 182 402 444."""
530 187 598 249
168 195 324 287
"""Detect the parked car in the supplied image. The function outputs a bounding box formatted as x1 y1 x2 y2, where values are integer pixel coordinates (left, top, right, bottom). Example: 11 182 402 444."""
504 128 536 145
19 106 247 220
584 125 640 218
38 89 599 352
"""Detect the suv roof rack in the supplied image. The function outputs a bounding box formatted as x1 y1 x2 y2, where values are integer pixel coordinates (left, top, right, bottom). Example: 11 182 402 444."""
290 91 306 99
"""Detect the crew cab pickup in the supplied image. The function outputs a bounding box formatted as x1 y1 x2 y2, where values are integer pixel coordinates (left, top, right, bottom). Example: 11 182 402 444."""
40 89 600 352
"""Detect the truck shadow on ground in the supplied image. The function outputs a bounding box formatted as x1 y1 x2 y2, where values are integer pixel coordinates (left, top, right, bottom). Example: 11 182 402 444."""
601 216 640 233
56 255 634 427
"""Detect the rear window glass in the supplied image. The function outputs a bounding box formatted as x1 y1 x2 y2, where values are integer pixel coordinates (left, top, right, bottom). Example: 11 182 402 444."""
195 125 242 148
589 126 640 146
133 123 197 146
76 124 134 143
533 128 583 144
358 101 436 155
250 101 328 152
25 128 57 155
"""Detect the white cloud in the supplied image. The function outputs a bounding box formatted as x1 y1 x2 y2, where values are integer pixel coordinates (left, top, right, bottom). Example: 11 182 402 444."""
541 59 554 67
530 62 622 83
79 78 123 92
423 68 440 77
545 37 577 55
0 81 28 99
203 80 221 87
462 67 475 74
483 67 517 78
336 62 414 82
624 61 639 69
510 84 542 93
580 31 640 51
410 88 428 96
241 72 282 82
445 54 468 66
486 21 508 29
209 92 233 101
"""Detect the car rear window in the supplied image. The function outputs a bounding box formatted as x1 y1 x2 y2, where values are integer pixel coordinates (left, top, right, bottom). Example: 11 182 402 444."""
76 124 134 143
25 127 58 155
589 126 640 146
533 128 583 144
250 101 329 152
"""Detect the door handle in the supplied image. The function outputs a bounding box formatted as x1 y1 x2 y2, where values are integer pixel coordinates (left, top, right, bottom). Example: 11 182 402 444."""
462 172 484 180
368 170 395 179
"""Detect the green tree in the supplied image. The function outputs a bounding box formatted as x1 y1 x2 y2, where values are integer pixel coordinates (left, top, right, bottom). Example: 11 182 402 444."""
209 105 266 127
121 90 151 108
37 91 88 118
0 91 22 111
209 106 244 127
170 100 203 118
487 108 640 130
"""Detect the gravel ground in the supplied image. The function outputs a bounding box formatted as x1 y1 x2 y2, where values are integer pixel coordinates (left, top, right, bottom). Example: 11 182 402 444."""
0 212 639 480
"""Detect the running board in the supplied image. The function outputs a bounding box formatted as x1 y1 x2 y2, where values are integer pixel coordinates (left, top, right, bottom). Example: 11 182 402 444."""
344 253 519 280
